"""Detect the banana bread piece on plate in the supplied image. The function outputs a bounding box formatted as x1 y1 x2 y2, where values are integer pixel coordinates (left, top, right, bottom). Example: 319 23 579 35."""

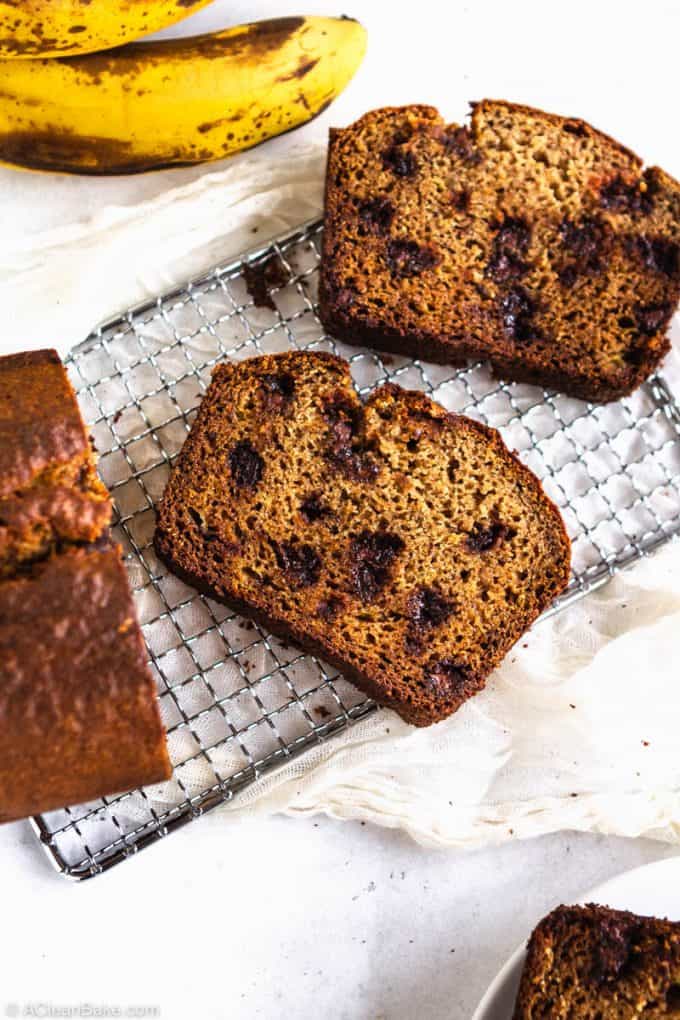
514 904 680 1019
154 350 570 726
319 100 680 402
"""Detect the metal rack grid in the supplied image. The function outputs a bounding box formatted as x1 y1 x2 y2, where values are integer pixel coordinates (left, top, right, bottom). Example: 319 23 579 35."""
31 217 680 879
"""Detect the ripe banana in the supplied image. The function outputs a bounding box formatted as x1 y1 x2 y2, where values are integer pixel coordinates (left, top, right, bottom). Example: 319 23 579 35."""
0 0 215 59
0 16 367 174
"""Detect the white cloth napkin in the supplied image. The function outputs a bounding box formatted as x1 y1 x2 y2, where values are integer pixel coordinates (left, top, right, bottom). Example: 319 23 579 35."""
4 146 680 849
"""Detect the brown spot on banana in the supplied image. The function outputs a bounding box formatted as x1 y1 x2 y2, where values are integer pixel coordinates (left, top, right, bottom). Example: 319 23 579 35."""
0 127 220 174
45 18 307 82
0 95 339 173
0 0 217 58
0 35 64 56
276 57 320 83
0 128 142 174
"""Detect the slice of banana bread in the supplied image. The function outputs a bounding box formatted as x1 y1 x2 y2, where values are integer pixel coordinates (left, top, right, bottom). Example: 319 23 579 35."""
319 100 680 402
154 351 570 726
0 349 111 577
514 904 680 1019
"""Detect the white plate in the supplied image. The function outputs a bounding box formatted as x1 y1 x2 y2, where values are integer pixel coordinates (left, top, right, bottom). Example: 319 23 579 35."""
472 856 680 1020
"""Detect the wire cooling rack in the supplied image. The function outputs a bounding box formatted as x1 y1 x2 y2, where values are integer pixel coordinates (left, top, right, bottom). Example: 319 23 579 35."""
31 218 680 879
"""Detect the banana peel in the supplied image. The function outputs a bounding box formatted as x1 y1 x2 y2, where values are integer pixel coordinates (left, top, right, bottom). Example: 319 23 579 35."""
0 0 216 59
0 16 367 174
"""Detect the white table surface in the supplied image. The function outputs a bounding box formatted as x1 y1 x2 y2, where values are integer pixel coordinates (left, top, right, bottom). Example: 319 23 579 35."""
1 2 679 1018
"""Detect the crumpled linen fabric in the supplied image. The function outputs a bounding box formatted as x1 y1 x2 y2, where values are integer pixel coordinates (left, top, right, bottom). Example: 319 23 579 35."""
3 144 680 849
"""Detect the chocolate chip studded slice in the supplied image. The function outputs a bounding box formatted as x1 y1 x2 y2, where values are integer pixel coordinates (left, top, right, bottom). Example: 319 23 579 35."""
320 101 680 402
514 904 680 1020
154 351 570 727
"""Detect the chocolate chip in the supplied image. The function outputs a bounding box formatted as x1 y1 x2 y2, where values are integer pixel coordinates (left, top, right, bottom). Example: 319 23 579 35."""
274 541 321 588
382 144 417 178
407 586 453 632
591 917 638 985
323 392 361 430
635 302 671 335
323 393 379 483
243 255 289 310
229 440 263 490
262 372 294 397
487 216 531 283
495 217 531 254
260 372 295 411
386 239 439 278
560 216 602 253
599 175 652 214
557 216 608 284
350 530 404 602
323 394 360 455
488 251 528 283
467 521 516 553
330 445 378 483
423 659 471 698
636 236 680 279
300 494 328 522
358 196 395 234
500 287 537 342
440 126 481 163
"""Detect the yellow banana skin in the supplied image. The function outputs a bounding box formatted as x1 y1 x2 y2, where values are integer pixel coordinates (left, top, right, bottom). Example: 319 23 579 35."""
0 0 215 59
0 16 367 174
